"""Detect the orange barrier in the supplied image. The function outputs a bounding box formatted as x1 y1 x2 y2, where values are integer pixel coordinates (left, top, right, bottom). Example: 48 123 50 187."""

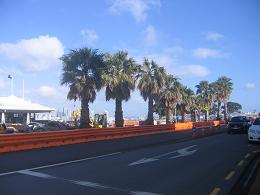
174 122 193 131
124 121 139 127
0 121 224 153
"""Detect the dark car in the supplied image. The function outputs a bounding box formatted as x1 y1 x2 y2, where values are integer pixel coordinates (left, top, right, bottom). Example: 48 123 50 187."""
28 122 44 132
34 121 71 132
227 116 251 134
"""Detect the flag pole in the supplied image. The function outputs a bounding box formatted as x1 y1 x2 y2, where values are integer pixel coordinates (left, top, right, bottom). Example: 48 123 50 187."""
22 79 25 99
8 75 14 96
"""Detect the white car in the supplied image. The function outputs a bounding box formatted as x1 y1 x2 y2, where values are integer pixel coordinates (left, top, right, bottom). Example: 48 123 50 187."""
248 118 260 142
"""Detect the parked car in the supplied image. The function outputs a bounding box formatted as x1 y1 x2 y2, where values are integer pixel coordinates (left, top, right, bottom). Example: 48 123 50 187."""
227 116 251 134
34 121 71 132
248 118 260 142
5 123 28 133
28 122 45 132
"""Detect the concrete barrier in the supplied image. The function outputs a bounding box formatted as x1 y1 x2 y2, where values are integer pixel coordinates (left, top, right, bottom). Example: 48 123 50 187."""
0 121 224 153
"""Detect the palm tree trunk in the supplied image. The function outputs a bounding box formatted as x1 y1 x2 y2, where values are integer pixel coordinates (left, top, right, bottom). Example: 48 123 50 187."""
217 101 221 120
181 111 186 123
166 108 173 124
224 101 228 123
115 98 124 127
146 96 154 125
205 110 209 122
80 98 90 128
193 110 197 122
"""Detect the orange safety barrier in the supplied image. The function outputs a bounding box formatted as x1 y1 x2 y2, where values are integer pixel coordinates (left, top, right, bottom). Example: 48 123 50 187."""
174 122 193 131
0 121 224 153
124 121 139 127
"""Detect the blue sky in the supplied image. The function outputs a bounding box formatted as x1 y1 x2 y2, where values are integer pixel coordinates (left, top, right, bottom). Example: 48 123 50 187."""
0 0 259 116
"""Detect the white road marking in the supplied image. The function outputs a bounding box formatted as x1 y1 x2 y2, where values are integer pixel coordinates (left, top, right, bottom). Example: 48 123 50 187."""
128 158 158 166
69 180 108 189
170 146 197 159
18 170 160 195
225 171 235 180
129 145 197 166
18 170 56 179
131 192 160 195
0 152 121 177
209 187 221 195
237 160 244 166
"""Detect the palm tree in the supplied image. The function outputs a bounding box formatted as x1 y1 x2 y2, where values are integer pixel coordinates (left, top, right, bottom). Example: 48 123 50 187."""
158 74 182 124
211 81 223 120
138 59 166 125
60 48 105 128
195 81 215 122
104 51 138 127
192 96 203 122
214 76 233 122
178 86 195 122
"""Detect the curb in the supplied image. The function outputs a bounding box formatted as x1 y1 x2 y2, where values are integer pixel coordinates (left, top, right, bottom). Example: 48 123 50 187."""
229 151 260 195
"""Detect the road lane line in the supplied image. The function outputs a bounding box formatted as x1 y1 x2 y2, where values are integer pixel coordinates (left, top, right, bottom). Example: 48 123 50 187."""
128 145 197 166
0 152 121 177
238 160 244 166
253 149 260 153
209 187 220 195
245 153 251 159
225 171 235 180
18 170 160 195
18 170 56 179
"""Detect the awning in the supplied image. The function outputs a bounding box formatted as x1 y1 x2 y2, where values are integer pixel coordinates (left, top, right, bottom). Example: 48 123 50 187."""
0 96 55 113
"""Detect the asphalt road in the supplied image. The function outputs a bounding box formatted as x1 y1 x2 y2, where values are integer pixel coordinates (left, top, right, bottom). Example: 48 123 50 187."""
0 131 259 195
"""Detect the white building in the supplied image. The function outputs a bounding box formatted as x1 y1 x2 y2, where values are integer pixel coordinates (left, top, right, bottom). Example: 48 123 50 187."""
0 96 54 124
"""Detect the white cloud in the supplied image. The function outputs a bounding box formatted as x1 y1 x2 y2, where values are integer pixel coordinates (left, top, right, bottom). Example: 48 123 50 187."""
38 85 68 101
203 32 224 41
174 64 210 78
144 25 157 46
80 29 99 44
246 83 256 89
38 85 56 97
0 35 64 72
128 46 182 67
135 52 176 68
0 78 5 89
127 45 209 78
192 48 228 59
109 0 161 23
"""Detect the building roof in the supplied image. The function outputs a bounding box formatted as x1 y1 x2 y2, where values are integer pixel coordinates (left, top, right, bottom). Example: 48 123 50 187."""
0 96 54 113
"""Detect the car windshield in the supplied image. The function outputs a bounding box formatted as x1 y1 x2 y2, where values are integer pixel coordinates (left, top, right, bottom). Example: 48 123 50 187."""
230 117 247 122
253 119 260 125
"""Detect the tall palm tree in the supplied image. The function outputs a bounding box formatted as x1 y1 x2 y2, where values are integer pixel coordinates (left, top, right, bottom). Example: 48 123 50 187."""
211 81 223 120
138 59 166 125
178 86 195 122
192 96 203 122
214 76 233 122
104 51 138 127
158 74 182 124
60 48 105 128
195 81 215 122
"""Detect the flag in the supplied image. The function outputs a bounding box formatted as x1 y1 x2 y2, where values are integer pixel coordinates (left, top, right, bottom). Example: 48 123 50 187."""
8 75 12 79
